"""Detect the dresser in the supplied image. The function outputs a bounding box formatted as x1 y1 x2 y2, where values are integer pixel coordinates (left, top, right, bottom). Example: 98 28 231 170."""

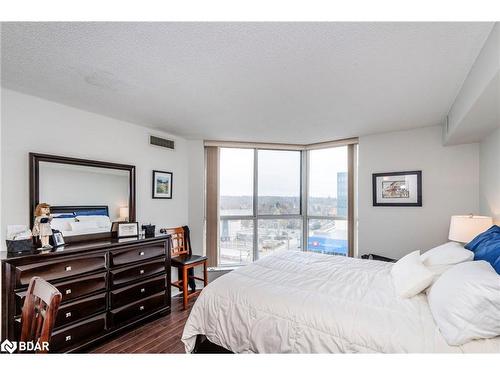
1 235 171 353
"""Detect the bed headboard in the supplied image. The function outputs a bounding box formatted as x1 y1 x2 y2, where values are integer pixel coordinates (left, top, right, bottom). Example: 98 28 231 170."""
51 205 109 217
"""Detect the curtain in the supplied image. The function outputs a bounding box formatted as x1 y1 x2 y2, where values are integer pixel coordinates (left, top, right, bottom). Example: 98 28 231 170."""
205 146 219 267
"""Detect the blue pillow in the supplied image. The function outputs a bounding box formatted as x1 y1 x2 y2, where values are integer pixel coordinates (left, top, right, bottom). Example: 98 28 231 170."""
465 225 500 274
75 209 108 216
52 213 76 218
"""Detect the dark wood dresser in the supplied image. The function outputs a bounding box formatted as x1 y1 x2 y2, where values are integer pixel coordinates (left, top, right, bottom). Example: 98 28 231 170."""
1 235 171 353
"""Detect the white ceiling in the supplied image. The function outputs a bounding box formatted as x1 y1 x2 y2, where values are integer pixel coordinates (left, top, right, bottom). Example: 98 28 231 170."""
1 22 494 143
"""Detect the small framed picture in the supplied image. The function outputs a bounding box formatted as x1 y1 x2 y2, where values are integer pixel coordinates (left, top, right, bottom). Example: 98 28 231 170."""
372 171 422 207
152 170 173 199
52 231 65 247
117 222 139 238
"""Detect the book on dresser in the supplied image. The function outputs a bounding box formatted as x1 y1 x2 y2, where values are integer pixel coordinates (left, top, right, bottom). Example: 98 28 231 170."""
1 234 172 353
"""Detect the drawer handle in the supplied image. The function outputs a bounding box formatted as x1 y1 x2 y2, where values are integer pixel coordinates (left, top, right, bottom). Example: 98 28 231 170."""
139 269 145 275
139 305 145 311
139 251 145 256
66 312 72 318
65 266 72 272
65 335 72 342
65 289 72 295
140 288 146 293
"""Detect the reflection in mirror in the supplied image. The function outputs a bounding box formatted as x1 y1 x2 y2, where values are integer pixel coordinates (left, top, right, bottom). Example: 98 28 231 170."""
38 162 130 237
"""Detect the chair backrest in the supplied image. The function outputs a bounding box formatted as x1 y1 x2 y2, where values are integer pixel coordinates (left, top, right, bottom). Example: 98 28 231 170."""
164 226 195 257
20 277 62 353
165 227 189 257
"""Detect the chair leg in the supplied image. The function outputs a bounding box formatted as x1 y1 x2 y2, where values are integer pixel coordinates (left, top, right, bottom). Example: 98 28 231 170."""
177 267 183 291
182 266 188 310
203 261 208 287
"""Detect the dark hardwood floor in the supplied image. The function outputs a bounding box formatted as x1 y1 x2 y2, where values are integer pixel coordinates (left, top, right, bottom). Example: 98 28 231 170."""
89 295 196 354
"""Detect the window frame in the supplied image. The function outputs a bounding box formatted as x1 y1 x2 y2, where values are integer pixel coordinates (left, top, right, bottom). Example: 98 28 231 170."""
216 143 356 267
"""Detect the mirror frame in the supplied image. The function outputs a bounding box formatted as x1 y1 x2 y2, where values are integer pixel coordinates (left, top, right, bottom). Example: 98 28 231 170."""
29 152 136 242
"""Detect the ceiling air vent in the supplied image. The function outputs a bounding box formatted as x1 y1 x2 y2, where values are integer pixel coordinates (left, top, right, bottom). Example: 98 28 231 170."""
150 135 175 150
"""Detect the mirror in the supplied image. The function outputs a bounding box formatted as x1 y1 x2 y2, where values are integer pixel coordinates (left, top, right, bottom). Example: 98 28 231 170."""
39 163 130 221
30 153 136 242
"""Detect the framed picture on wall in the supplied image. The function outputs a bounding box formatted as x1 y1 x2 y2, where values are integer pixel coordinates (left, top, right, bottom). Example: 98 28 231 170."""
372 170 422 207
152 170 173 199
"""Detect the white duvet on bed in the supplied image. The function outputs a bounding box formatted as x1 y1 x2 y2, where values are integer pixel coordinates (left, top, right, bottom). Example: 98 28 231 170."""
182 250 500 353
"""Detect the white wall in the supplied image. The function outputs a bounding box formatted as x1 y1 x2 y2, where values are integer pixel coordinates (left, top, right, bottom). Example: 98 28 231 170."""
358 125 480 259
1 89 189 243
445 23 499 145
479 127 500 224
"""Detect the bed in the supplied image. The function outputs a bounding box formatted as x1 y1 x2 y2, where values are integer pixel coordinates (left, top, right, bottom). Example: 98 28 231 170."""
182 250 500 353
50 205 113 237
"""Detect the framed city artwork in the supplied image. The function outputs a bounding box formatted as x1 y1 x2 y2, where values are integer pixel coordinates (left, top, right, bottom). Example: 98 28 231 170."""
372 170 422 207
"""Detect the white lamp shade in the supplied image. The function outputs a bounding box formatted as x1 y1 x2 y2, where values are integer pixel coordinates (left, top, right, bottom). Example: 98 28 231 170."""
119 207 129 220
448 215 493 243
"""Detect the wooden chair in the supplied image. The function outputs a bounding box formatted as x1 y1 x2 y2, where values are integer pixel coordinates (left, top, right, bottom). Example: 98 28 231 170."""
166 226 208 310
20 277 62 353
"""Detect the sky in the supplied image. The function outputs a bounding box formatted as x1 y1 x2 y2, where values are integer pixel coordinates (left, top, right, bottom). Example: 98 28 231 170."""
219 147 347 197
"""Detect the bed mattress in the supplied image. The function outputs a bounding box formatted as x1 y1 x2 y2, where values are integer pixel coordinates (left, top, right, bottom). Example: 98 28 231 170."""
182 250 500 353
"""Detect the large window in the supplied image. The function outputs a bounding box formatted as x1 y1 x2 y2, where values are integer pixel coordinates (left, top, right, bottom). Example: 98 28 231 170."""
307 147 348 256
219 148 254 216
215 144 355 267
258 150 301 215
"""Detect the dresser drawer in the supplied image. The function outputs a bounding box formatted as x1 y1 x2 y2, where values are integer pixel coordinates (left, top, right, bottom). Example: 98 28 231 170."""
55 292 107 328
110 292 166 327
15 272 107 315
110 275 166 309
51 313 106 352
110 242 166 267
14 254 106 287
110 258 166 288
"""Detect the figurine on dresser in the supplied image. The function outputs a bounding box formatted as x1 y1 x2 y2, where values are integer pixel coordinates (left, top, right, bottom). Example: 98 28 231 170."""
32 202 53 249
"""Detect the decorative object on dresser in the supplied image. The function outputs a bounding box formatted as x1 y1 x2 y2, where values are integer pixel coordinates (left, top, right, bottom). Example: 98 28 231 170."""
51 230 65 248
152 170 173 199
20 277 62 353
6 225 34 253
142 224 156 238
372 170 422 207
165 226 208 310
32 203 54 249
1 235 172 353
117 222 139 238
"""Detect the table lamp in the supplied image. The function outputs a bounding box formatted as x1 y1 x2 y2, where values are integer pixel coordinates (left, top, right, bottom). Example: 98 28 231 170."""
448 215 493 243
119 206 129 222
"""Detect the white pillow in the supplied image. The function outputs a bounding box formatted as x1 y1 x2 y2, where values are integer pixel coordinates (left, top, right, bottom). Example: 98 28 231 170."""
391 250 434 298
427 261 500 346
50 217 75 232
76 215 111 229
421 242 474 275
69 221 99 232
